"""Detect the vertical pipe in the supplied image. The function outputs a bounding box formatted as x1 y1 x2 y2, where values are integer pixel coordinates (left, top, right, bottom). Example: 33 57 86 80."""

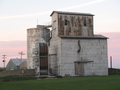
47 42 50 75
110 56 112 69
39 43 40 77
3 61 5 68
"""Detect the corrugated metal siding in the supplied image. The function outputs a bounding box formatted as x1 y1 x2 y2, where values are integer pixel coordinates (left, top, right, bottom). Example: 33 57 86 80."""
39 43 48 56
40 57 48 69
58 14 93 36
39 43 48 70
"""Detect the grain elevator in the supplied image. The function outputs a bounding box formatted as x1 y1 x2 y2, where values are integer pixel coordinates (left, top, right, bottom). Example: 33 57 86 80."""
27 11 108 77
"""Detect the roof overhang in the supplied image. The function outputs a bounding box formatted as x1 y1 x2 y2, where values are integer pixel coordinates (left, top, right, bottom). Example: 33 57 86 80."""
74 61 94 63
58 35 108 39
50 11 94 16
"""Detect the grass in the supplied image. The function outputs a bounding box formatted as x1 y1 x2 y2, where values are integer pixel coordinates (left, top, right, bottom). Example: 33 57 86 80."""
0 75 120 90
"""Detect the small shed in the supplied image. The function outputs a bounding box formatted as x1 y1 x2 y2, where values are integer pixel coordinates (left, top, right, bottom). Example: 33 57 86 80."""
20 61 27 69
6 58 27 70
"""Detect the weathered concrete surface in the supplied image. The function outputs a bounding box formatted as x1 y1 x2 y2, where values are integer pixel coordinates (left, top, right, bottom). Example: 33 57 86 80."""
61 38 108 76
49 36 108 77
49 11 108 77
49 12 62 75
49 36 61 75
27 25 50 69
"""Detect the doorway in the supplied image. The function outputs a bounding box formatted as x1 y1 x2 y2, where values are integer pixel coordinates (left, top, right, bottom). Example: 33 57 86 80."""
74 62 84 76
39 43 48 75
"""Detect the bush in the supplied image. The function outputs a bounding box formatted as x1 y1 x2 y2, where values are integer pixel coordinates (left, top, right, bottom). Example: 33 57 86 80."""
108 68 120 75
0 67 6 72
0 75 37 82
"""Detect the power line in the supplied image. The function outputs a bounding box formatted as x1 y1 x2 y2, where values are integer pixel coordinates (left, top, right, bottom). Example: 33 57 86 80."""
18 52 25 64
0 51 27 53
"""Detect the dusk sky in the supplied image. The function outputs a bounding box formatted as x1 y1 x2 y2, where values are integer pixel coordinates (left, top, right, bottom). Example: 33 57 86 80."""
0 0 120 68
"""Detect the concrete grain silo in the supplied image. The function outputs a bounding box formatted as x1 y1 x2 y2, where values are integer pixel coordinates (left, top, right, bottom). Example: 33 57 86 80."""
27 25 50 69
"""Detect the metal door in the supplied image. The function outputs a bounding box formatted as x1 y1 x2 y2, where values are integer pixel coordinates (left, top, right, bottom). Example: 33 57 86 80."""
39 43 48 75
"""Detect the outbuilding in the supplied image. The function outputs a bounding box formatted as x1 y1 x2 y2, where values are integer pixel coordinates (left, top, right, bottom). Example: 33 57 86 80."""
6 58 27 70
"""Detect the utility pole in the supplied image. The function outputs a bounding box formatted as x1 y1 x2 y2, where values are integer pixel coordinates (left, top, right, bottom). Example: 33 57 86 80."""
2 55 7 68
18 52 25 64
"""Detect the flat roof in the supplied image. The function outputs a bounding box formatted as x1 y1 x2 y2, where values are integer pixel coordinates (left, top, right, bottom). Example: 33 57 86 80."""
58 35 108 39
50 11 94 16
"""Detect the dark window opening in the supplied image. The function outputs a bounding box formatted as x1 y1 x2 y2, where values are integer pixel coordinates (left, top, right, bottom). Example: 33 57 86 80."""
65 20 67 25
84 21 86 26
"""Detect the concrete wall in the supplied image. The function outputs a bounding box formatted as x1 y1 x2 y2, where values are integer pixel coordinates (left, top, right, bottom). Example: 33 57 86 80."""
51 12 58 38
49 12 61 75
49 36 61 75
0 69 35 77
27 28 38 69
61 38 108 77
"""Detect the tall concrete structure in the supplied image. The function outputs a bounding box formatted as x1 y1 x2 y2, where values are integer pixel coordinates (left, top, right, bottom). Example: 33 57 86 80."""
27 25 50 69
49 11 108 76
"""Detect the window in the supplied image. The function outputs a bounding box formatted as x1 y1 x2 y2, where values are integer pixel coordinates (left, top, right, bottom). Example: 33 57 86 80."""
17 66 19 69
52 20 56 30
65 20 67 25
84 20 86 26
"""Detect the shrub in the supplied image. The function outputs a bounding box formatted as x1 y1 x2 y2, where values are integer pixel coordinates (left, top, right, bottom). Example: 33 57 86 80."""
0 75 37 82
0 67 6 72
108 68 120 75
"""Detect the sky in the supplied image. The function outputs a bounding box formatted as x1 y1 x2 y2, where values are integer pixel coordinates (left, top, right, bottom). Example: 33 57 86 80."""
0 0 120 68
